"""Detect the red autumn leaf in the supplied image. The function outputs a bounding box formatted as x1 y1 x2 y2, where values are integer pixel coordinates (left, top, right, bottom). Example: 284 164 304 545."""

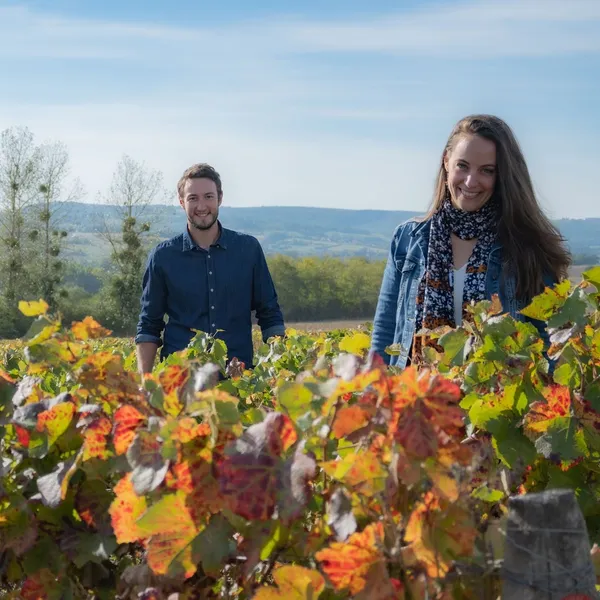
15 424 30 447
169 442 223 520
82 416 112 460
75 479 113 531
20 568 63 600
524 384 571 436
316 521 386 595
218 412 299 521
332 405 371 439
113 404 146 455
254 565 326 599
386 368 464 459
36 401 76 447
71 316 112 340
109 474 147 544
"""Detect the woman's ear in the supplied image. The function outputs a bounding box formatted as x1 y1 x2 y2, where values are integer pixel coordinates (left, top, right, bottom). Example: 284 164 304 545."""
443 151 450 173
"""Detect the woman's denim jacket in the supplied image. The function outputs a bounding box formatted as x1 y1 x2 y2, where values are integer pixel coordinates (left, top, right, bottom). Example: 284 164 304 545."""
371 219 554 368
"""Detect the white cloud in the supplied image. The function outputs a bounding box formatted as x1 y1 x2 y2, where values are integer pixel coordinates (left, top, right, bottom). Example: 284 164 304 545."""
1 0 599 62
0 2 598 218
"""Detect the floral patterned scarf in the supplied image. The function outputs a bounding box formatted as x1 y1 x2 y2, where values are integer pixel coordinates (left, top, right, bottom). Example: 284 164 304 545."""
415 196 499 333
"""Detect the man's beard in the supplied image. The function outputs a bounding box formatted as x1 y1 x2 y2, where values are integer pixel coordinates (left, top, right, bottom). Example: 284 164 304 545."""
189 212 218 231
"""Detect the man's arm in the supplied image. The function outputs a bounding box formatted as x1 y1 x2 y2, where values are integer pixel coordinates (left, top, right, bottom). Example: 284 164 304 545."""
251 240 286 341
135 250 167 375
136 342 159 375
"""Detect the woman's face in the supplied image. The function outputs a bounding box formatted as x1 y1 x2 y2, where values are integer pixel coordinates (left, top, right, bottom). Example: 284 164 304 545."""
444 134 497 212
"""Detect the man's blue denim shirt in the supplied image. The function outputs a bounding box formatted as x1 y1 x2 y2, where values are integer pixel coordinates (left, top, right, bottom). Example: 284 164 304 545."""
135 224 285 367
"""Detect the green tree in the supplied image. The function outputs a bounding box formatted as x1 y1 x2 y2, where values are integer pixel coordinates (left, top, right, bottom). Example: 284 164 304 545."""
32 141 84 309
0 127 41 336
100 155 165 333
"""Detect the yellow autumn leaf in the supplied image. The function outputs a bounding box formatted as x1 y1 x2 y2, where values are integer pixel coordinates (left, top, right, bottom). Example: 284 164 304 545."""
18 299 49 317
339 332 371 356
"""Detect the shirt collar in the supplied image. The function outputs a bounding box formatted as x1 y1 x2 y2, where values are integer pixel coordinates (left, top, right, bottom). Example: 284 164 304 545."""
182 221 229 252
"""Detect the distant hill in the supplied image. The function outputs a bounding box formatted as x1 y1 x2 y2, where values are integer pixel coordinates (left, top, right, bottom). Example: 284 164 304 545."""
23 202 600 267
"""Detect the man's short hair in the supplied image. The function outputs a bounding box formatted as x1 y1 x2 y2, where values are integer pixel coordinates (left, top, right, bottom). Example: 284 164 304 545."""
177 163 222 199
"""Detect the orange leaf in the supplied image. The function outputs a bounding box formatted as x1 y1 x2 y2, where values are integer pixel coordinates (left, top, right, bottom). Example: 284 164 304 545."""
36 401 76 447
280 414 298 451
524 385 571 436
159 364 190 395
405 492 477 578
316 522 385 595
136 491 202 578
254 565 325 599
332 406 371 439
169 417 211 444
113 405 146 455
82 416 112 460
321 449 387 497
109 474 147 544
71 316 112 340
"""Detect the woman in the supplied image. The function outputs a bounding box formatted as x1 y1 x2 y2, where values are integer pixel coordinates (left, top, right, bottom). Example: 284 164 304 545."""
370 114 571 368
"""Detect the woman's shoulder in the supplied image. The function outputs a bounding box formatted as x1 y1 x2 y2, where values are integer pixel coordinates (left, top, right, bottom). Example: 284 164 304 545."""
391 216 430 243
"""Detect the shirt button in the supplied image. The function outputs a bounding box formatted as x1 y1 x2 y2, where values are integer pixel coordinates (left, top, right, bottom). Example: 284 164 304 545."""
209 271 213 275
211 305 215 310
207 254 211 259
212 323 216 327
210 288 214 292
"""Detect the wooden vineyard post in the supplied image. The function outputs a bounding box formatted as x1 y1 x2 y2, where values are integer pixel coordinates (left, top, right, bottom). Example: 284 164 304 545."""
502 488 598 599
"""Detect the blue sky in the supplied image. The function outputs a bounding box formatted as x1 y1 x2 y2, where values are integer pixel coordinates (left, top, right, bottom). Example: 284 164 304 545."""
0 0 599 218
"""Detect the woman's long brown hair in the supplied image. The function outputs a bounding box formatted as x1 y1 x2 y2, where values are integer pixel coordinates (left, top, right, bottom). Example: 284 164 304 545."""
425 114 571 302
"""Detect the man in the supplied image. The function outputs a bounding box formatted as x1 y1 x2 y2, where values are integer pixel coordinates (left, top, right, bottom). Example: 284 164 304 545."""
135 163 286 374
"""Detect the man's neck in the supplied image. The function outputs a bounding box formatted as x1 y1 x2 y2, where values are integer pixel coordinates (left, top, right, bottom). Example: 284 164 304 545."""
188 222 220 250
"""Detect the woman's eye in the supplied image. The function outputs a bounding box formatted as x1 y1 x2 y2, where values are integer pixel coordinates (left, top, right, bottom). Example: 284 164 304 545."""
457 162 468 170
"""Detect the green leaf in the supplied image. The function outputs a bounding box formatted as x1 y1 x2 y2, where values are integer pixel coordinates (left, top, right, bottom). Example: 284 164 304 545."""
547 289 589 330
215 399 240 426
72 534 117 568
482 314 518 341
439 329 469 366
583 265 600 290
260 520 283 561
195 514 234 576
553 362 581 388
278 382 313 420
488 416 536 469
471 484 504 503
384 343 402 356
469 393 514 430
534 416 587 462
520 280 571 320
464 359 498 385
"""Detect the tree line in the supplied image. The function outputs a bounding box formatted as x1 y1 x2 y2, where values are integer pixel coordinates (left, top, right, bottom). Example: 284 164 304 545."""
0 126 384 339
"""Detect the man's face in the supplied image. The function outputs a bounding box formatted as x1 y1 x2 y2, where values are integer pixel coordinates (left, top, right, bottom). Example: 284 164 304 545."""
179 178 222 231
